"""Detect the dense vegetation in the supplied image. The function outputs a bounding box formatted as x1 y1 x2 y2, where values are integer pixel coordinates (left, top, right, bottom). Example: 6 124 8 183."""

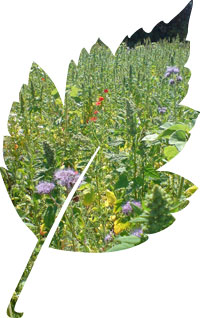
1 38 198 257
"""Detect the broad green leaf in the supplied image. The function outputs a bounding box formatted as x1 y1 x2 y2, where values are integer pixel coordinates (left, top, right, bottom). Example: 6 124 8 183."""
107 243 133 252
169 130 188 151
172 141 186 152
113 199 124 213
130 217 148 224
160 122 174 129
158 124 190 139
83 189 95 206
51 88 60 99
169 130 187 142
115 173 129 189
44 206 56 229
164 146 179 160
70 86 81 97
142 133 158 142
73 207 81 215
115 235 141 244
144 164 160 179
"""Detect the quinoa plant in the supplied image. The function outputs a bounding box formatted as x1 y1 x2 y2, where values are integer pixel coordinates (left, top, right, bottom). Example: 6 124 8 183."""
146 185 175 234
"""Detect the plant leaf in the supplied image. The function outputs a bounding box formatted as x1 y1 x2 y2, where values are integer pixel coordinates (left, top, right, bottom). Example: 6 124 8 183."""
164 146 179 161
2 6 198 316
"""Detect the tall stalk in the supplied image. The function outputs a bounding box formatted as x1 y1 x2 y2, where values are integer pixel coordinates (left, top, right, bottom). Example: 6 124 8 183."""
177 176 184 199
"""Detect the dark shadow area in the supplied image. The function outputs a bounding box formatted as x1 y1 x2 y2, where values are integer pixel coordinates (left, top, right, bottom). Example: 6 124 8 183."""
123 1 193 48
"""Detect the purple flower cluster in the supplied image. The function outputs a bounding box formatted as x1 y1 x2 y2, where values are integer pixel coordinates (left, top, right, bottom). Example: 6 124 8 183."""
54 168 80 190
36 181 55 194
164 66 180 77
104 233 113 243
164 66 183 85
177 75 183 82
122 201 132 215
158 107 167 114
169 78 175 85
131 228 143 238
122 200 142 215
36 166 81 195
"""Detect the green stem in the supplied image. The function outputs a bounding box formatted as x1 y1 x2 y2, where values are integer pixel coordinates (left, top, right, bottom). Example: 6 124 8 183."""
64 91 69 157
65 213 90 251
173 84 177 120
50 194 88 251
132 136 137 198
177 176 184 199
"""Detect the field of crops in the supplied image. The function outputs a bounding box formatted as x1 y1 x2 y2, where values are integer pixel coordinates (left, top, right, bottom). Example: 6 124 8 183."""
1 38 198 256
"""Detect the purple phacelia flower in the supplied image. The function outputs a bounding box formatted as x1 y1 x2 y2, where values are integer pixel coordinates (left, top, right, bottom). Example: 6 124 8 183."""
158 107 167 114
164 72 171 78
166 66 180 75
169 78 175 85
104 233 112 243
36 181 55 194
173 67 180 74
166 66 174 74
122 201 133 215
132 200 142 209
131 228 143 238
122 200 142 215
54 168 80 189
177 75 183 82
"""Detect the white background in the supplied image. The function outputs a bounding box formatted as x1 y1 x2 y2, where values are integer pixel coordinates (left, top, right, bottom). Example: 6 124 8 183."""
0 0 200 317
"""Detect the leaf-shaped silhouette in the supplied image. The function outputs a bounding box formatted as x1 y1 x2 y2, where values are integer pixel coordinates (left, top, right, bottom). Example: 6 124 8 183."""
1 7 199 317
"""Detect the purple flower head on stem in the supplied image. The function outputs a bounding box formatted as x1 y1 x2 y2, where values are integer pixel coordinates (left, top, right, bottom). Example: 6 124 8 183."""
169 78 175 85
131 228 143 238
122 201 133 215
122 200 142 215
104 233 113 243
36 181 55 194
158 107 167 114
172 67 180 74
166 66 174 74
177 75 183 82
132 200 142 209
164 72 171 78
54 168 81 190
166 66 180 75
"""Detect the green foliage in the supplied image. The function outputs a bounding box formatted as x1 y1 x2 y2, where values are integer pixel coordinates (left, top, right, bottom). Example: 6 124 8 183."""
43 142 55 168
146 185 175 234
3 34 199 318
44 205 57 229
1 38 198 255
164 146 179 161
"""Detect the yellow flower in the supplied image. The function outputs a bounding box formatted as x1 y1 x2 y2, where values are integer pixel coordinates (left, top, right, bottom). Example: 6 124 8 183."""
114 220 130 235
105 190 117 207
109 215 116 222
40 224 47 236
98 224 103 231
